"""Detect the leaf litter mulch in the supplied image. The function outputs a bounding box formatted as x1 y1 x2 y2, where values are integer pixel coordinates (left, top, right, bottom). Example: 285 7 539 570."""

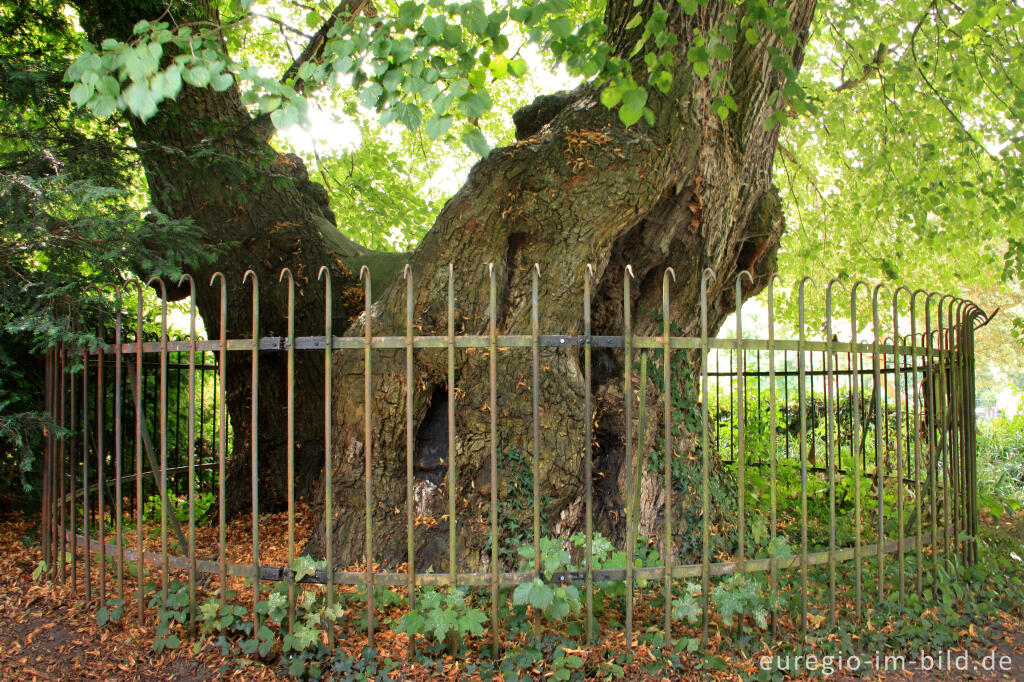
1 509 1023 681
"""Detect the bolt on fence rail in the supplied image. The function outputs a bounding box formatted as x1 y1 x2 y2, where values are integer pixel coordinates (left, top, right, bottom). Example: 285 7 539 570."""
41 265 988 657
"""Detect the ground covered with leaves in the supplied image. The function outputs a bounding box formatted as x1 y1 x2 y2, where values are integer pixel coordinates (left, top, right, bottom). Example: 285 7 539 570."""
1 510 1023 681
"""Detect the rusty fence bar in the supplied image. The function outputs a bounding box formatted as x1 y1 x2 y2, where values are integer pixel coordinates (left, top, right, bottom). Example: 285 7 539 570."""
43 266 988 656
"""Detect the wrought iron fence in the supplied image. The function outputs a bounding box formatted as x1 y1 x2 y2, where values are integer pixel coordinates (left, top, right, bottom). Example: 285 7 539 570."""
39 266 988 657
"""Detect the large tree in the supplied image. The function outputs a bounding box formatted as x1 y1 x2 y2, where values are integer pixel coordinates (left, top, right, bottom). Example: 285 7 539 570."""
65 0 1021 568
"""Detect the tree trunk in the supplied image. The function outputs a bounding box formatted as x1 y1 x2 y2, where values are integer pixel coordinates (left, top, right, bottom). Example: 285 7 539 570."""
74 0 817 562
73 0 390 518
304 1 817 569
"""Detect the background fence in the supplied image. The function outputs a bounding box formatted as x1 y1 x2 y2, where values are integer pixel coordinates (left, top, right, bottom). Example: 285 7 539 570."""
39 266 989 658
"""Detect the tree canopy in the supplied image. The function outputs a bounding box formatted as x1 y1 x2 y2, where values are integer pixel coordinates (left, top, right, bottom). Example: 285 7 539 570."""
59 0 1024 314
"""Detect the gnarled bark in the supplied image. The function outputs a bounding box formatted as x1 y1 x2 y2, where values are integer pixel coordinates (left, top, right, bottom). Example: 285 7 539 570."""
305 0 816 569
75 0 816 565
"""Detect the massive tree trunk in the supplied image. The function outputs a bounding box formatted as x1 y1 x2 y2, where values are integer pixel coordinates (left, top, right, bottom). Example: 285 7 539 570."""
75 0 816 565
304 2 817 569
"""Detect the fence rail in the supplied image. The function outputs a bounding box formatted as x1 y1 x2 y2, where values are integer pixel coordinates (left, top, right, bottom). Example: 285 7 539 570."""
40 266 988 658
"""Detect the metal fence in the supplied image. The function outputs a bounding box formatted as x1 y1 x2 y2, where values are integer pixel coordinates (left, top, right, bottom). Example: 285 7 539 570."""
39 266 988 656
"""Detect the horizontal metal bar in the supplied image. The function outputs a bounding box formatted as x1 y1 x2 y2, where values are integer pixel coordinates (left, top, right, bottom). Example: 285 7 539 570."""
98 335 953 357
63 527 945 588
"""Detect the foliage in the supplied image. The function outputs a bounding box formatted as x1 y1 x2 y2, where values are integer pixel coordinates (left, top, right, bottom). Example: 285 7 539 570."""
0 0 210 508
65 0 810 158
396 586 487 644
976 413 1024 518
775 0 1024 335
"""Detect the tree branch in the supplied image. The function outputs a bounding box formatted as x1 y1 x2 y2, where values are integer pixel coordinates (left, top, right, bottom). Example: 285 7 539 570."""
254 0 377 141
908 4 999 164
834 42 888 93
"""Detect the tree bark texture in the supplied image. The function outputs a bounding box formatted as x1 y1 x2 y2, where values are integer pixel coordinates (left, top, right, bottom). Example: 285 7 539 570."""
74 0 817 566
304 0 818 570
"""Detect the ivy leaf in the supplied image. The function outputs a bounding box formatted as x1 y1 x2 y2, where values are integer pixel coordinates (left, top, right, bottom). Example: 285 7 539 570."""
290 556 317 582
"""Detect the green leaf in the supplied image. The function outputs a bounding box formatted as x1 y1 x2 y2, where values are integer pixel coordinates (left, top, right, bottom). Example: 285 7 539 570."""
618 104 643 126
425 115 453 139
459 91 491 118
550 17 574 39
600 85 623 109
488 54 509 78
513 578 554 611
70 82 94 107
457 608 487 636
258 95 282 114
270 105 299 129
432 92 455 115
621 87 647 111
423 15 445 39
398 1 422 28
509 57 529 77
397 610 425 635
564 655 584 670
625 13 642 30
394 102 422 130
652 69 672 94
210 73 233 92
545 598 570 621
183 65 210 88
432 609 459 640
122 82 158 120
358 82 384 109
